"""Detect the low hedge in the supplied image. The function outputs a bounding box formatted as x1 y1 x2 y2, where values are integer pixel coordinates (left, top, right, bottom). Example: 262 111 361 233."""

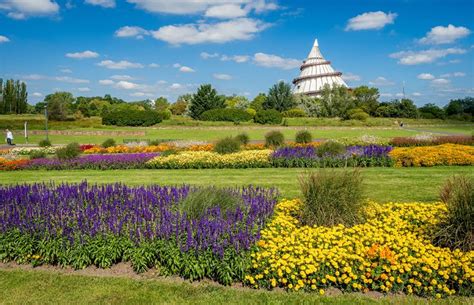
200 108 253 122
102 109 162 126
255 109 283 125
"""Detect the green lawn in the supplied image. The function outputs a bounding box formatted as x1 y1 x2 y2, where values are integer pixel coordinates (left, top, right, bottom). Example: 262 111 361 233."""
0 269 470 305
1 167 472 202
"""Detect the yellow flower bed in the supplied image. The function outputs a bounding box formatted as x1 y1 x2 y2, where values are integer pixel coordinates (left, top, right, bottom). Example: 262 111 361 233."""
84 144 176 154
390 144 474 167
146 150 272 169
245 199 474 297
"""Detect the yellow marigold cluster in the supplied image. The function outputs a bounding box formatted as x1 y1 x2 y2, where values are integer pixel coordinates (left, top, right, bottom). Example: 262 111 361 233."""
146 150 272 169
245 199 474 297
390 144 474 167
84 144 176 154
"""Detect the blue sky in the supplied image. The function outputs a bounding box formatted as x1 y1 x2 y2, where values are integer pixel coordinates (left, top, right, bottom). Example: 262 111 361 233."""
0 0 473 106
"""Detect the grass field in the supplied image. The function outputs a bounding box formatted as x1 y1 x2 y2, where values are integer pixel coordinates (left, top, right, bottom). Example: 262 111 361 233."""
1 167 472 202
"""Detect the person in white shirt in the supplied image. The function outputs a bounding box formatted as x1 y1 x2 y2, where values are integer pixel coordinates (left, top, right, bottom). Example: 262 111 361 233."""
5 129 14 145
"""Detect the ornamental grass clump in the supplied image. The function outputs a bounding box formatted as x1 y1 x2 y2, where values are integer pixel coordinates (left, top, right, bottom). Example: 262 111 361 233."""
295 130 312 144
433 175 474 251
316 141 346 157
38 139 51 147
298 169 364 227
56 142 81 160
101 138 116 148
214 137 241 154
235 133 250 145
29 150 46 159
265 130 284 148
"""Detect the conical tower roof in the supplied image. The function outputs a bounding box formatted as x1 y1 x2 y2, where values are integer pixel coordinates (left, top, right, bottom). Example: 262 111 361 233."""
293 39 347 97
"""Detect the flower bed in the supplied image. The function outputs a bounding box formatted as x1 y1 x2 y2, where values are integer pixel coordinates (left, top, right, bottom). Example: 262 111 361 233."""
390 135 474 147
0 157 29 170
271 145 393 168
146 150 273 169
0 182 278 284
390 144 474 167
245 199 474 297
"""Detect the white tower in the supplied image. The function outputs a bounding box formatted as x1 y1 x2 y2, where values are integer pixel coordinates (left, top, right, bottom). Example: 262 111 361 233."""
293 39 347 97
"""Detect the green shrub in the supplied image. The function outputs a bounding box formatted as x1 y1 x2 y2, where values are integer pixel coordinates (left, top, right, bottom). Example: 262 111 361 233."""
282 108 307 118
214 137 241 154
56 142 81 160
235 133 250 145
38 139 52 147
178 187 243 220
29 150 46 159
102 109 162 126
246 108 257 118
316 141 346 157
433 175 473 251
265 130 285 147
254 109 283 125
158 109 172 120
349 108 370 121
298 169 364 227
199 108 253 122
101 138 116 148
295 130 312 144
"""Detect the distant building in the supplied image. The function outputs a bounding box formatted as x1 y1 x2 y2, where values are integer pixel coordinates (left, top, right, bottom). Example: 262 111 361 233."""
293 39 347 97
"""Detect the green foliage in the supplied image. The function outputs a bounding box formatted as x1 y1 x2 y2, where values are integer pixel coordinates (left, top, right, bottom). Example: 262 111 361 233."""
295 130 312 144
56 142 81 160
298 169 364 227
101 138 116 148
348 108 370 121
224 96 250 110
171 94 191 116
319 84 355 118
245 108 256 118
158 110 172 120
265 130 285 147
434 175 473 251
445 97 473 119
282 108 307 118
200 108 253 122
38 139 52 147
353 86 380 115
45 92 74 121
189 84 224 119
418 103 445 119
29 150 46 159
214 137 241 154
375 99 419 118
235 133 250 145
0 79 28 114
155 97 170 112
102 109 162 126
316 141 346 157
249 93 266 112
178 187 243 220
263 81 295 112
293 94 320 117
254 109 283 125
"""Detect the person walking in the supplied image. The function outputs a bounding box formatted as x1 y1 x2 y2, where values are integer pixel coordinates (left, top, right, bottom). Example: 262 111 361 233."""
5 129 15 145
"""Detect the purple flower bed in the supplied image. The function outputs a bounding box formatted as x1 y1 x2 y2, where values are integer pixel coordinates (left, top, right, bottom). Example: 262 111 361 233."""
0 182 278 283
24 153 158 170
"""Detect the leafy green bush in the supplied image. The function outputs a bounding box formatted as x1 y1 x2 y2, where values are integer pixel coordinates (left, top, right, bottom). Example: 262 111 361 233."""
246 108 257 118
56 142 81 160
348 108 370 121
434 175 473 251
101 138 116 148
29 150 46 159
298 169 364 227
254 109 283 125
38 139 52 147
295 130 312 144
265 130 285 147
316 141 346 157
214 137 241 154
282 108 307 118
158 109 172 120
235 133 250 145
178 187 244 220
102 109 162 126
200 108 253 122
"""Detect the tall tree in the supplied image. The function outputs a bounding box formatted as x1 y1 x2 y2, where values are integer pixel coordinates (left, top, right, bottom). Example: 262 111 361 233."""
353 86 379 115
189 84 224 119
155 97 170 112
45 92 74 121
250 93 266 112
263 81 295 112
319 84 355 118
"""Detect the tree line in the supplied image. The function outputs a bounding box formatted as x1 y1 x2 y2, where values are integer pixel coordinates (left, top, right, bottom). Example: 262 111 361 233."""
0 79 28 114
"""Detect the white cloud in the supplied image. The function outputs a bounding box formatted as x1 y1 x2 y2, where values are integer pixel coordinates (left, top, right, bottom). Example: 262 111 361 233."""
0 35 10 43
130 92 154 97
205 4 247 19
110 75 134 80
97 60 144 69
431 78 451 85
213 73 232 80
55 76 89 84
170 83 183 90
21 74 48 80
345 11 397 31
449 59 461 64
417 73 435 80
390 48 466 65
441 72 466 78
201 52 220 59
149 63 159 68
221 54 250 63
77 87 91 92
341 73 361 82
32 92 43 97
66 50 100 59
395 93 404 98
151 18 269 45
419 24 471 45
85 0 115 8
99 79 115 85
179 66 195 73
380 93 393 98
369 77 395 86
60 68 72 73
412 92 422 97
253 52 300 70
115 80 141 90
115 26 149 39
0 0 59 19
